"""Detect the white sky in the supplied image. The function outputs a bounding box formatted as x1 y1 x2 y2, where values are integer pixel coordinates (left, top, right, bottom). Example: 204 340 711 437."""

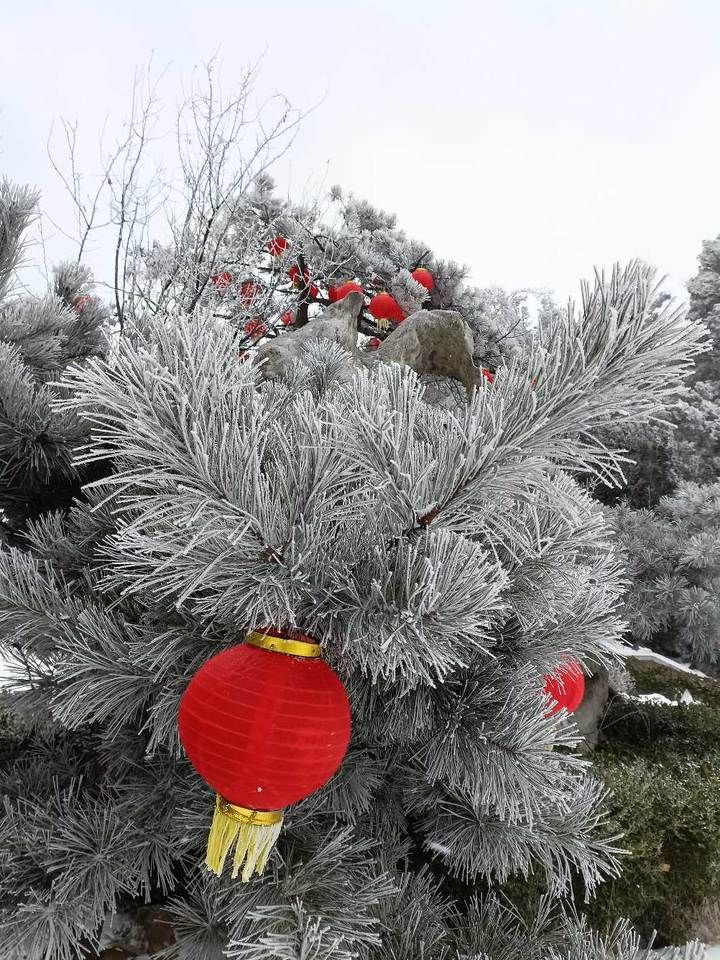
2 0 719 305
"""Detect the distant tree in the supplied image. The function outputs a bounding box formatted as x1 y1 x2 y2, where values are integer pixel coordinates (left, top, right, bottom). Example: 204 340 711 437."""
0 179 108 544
611 480 720 669
594 237 720 668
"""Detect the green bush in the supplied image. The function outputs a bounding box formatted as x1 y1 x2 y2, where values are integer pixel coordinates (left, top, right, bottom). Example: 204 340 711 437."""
588 659 720 946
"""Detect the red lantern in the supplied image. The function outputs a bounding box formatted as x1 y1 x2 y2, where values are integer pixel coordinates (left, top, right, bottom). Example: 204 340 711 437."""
333 281 364 301
280 311 294 326
178 628 351 881
367 337 381 351
327 285 340 302
211 271 233 291
288 264 310 287
411 267 434 291
307 283 319 299
267 235 289 257
244 318 266 338
369 292 405 329
481 368 494 384
543 660 585 716
72 294 92 313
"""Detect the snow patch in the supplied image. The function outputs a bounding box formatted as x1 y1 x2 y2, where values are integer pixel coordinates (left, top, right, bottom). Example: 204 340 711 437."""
605 640 710 678
622 689 700 707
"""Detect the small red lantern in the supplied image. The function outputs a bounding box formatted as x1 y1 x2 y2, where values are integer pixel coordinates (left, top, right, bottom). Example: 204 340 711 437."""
367 337 381 351
72 294 92 313
267 235 289 257
369 292 405 329
481 368 494 384
411 267 434 291
280 311 294 326
333 281 364 301
178 628 351 881
543 660 585 716
244 318 266 338
240 281 260 306
211 271 233 291
307 283 319 299
288 264 310 287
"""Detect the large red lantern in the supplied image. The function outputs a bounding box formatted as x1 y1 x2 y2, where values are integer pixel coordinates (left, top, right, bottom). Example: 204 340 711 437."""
178 628 351 881
369 292 405 329
411 267 434 291
543 659 585 716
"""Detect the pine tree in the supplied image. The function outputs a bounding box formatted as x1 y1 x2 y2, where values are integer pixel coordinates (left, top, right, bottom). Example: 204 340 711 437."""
0 179 108 544
0 250 706 957
598 237 720 666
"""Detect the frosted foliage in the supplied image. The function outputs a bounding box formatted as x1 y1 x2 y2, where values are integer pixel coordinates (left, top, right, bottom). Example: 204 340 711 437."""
0 182 108 539
599 235 720 666
0 261 706 958
611 479 720 668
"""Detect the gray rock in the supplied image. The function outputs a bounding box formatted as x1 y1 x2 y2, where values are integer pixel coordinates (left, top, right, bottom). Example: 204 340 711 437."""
255 292 363 382
376 309 480 399
572 666 609 752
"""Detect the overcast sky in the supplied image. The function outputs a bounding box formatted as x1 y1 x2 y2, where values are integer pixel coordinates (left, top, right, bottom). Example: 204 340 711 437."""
2 0 719 305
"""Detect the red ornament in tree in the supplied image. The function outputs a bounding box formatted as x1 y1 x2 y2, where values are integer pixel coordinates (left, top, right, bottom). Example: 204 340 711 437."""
178 628 351 881
411 267 434 291
543 660 585 715
481 368 494 384
333 281 364 301
239 281 260 306
72 294 92 313
288 264 310 287
307 283 319 299
267 235 289 257
211 271 233 291
280 311 294 326
244 318 266 338
369 292 405 329
367 337 381 351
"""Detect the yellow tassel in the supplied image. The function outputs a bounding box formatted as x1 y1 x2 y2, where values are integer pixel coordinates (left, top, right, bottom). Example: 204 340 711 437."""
205 795 284 882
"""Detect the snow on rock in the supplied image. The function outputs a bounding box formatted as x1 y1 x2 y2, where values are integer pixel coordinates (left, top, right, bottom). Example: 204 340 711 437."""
621 689 700 707
605 639 710 678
